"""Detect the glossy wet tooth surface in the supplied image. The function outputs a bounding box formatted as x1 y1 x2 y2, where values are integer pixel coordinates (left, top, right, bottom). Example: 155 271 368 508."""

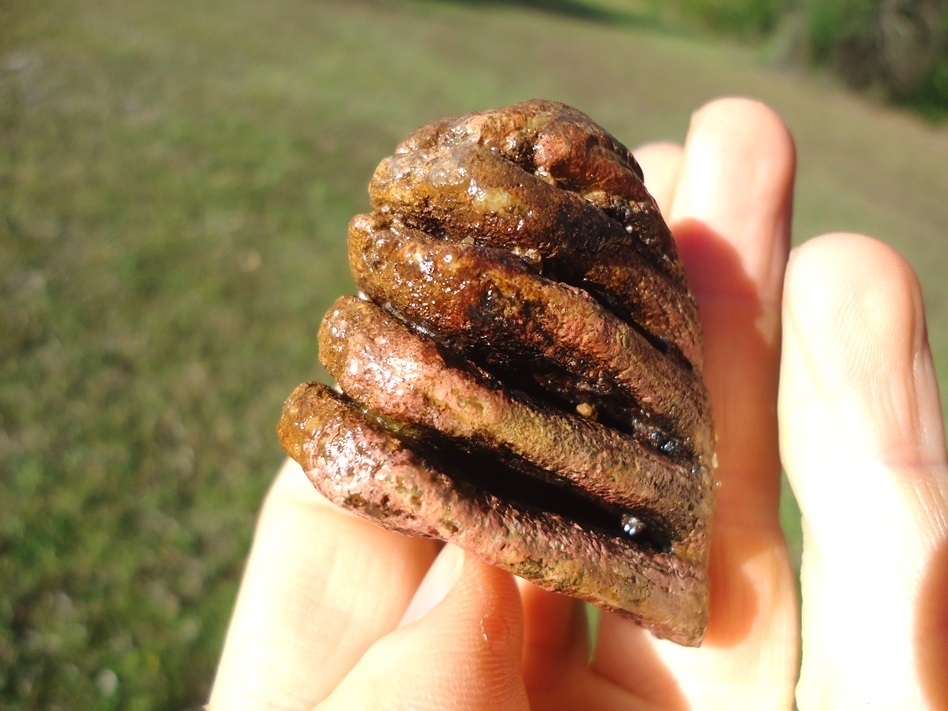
278 99 717 645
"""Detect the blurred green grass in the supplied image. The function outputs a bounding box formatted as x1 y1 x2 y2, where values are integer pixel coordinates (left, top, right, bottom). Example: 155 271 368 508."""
2 0 946 707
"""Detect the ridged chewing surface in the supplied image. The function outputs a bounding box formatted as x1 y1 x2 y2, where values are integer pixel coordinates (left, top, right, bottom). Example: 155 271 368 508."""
278 100 717 645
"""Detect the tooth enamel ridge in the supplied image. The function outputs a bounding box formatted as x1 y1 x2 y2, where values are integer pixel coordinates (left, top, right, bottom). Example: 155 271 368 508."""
278 100 717 646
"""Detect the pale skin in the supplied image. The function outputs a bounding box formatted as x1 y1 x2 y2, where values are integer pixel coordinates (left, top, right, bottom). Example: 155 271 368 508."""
209 98 948 710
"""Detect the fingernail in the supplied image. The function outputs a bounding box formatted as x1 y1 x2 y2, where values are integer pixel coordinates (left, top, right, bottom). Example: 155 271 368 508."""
399 544 464 626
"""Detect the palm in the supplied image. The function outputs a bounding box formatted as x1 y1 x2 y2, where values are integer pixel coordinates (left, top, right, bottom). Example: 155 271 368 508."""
209 100 948 711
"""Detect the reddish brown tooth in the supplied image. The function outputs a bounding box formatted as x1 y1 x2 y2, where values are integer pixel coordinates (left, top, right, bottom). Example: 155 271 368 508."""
279 100 717 646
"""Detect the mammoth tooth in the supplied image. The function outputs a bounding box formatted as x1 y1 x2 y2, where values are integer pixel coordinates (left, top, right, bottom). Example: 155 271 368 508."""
278 99 717 646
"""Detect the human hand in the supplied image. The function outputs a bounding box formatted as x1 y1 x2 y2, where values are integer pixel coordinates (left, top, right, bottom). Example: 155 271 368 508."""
208 99 948 710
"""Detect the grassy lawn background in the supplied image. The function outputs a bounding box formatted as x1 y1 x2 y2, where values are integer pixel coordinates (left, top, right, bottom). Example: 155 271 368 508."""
2 0 946 707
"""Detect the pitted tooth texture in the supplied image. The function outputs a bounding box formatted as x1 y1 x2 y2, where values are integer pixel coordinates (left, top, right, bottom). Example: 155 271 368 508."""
278 99 717 646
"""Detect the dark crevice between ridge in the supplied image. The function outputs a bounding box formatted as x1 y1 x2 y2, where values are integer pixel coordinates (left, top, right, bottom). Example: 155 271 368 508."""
372 298 692 461
444 345 693 462
577 274 694 371
538 250 695 373
597 201 679 276
399 427 674 554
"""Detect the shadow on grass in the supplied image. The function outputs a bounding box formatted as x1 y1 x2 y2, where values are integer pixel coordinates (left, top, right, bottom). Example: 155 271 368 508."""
423 0 665 31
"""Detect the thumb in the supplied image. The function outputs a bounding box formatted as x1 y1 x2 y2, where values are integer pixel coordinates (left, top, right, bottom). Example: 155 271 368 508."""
316 545 530 711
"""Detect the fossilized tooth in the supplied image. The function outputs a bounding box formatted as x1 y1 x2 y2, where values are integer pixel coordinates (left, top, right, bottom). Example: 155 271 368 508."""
278 99 717 646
